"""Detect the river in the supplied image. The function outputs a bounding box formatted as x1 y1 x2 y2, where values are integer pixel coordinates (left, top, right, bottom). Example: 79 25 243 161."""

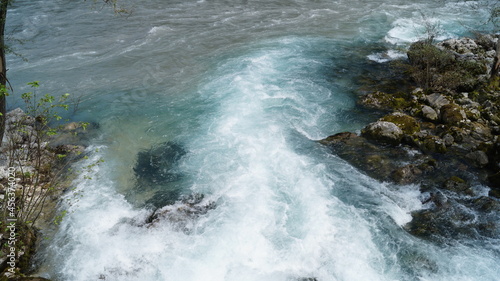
6 0 500 280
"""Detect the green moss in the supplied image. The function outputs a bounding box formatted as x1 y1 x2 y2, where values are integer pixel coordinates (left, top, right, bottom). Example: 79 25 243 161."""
449 176 465 183
440 104 465 125
380 113 420 135
359 91 412 111
421 136 447 154
487 76 500 91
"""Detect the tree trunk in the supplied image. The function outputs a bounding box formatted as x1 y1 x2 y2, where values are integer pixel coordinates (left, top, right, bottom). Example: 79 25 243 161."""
0 0 8 147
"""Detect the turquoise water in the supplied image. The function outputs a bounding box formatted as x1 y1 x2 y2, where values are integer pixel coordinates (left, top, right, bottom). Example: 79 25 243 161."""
6 0 500 280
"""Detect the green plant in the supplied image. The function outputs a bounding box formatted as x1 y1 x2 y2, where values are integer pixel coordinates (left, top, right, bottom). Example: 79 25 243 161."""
1 81 85 228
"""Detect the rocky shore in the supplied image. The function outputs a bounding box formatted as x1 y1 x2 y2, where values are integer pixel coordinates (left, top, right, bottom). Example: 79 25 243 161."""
0 108 92 280
321 36 500 241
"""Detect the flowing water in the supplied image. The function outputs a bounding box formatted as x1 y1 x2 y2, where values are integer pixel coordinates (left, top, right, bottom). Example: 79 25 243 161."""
6 0 500 280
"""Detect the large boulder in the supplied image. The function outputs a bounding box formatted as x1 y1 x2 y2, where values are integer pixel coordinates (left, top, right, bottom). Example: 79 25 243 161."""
380 112 420 135
440 104 466 125
466 150 489 168
361 121 404 145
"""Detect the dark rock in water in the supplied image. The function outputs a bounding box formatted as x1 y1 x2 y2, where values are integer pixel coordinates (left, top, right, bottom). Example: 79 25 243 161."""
391 164 422 185
470 196 500 212
489 171 500 188
134 142 186 184
465 150 489 168
145 188 183 208
144 193 216 232
442 176 473 196
397 249 439 276
320 132 431 183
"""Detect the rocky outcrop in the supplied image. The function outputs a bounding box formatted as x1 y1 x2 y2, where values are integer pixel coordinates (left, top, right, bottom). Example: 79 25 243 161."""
362 121 404 145
321 34 500 242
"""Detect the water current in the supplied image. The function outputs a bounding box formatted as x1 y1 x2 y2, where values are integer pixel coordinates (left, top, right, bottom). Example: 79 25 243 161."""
5 0 500 280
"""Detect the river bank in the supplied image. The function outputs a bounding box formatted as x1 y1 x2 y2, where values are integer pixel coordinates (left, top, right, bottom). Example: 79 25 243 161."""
0 108 92 280
321 35 500 241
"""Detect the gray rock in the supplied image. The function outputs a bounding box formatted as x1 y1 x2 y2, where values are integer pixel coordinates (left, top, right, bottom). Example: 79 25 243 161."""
5 108 35 126
442 134 454 147
421 105 438 121
426 93 450 110
362 121 404 145
438 38 479 54
469 122 492 141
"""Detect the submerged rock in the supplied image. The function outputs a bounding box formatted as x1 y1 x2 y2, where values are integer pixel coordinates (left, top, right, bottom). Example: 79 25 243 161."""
134 141 186 184
442 176 473 196
465 150 489 168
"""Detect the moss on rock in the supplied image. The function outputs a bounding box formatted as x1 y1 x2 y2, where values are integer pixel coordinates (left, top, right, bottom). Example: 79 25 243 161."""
440 104 466 125
380 112 420 135
358 91 411 111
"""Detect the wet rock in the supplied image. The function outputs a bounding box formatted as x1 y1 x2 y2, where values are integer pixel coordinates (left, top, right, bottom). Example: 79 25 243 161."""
391 164 422 185
144 193 216 231
421 105 438 121
319 132 358 146
320 132 415 182
466 150 489 168
442 176 473 196
361 121 403 145
470 196 500 212
440 104 466 125
405 201 491 240
488 171 500 198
